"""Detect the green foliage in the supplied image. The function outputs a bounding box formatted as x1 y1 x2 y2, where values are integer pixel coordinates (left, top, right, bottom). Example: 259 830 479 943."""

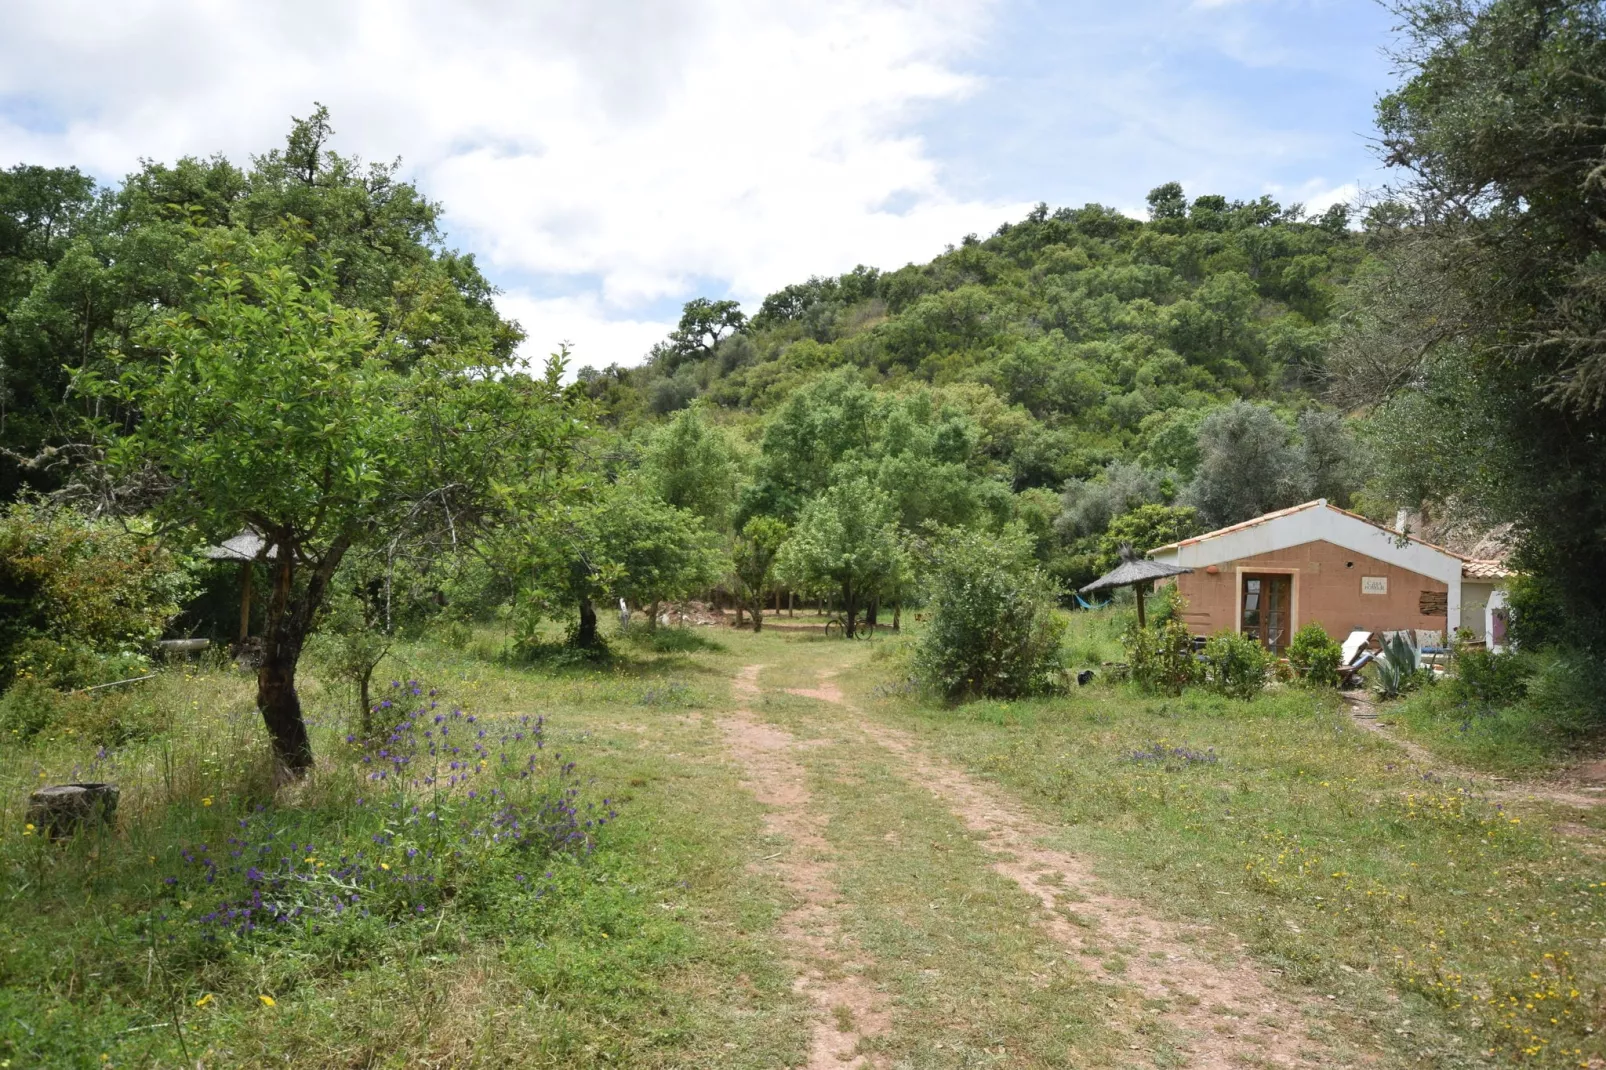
1359 0 1606 662
913 526 1065 700
1448 647 1534 710
0 502 190 690
640 406 741 529
1373 633 1424 700
774 478 906 636
1097 504 1202 571
509 480 724 650
87 230 577 770
1201 630 1271 700
732 516 789 631
1287 622 1343 688
1124 618 1199 695
1 109 516 499
0 677 66 742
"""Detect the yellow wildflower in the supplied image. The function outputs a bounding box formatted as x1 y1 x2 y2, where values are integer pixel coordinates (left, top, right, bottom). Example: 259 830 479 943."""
259 995 276 1007
195 993 214 1008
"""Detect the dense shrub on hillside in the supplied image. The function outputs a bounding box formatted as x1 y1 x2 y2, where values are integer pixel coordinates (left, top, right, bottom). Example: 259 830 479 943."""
0 502 191 690
914 527 1065 700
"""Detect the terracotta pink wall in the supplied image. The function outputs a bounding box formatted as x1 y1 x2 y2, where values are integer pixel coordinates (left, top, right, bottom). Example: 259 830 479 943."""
1170 539 1450 640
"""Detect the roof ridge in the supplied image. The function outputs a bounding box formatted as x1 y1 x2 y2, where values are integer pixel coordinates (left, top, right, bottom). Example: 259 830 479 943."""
1150 499 1474 560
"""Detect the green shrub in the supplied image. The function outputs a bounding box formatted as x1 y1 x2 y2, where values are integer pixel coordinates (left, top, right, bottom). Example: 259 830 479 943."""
0 677 67 742
1449 646 1535 709
0 502 191 690
1287 623 1343 688
1201 630 1271 699
1522 649 1606 737
915 526 1066 700
1125 618 1199 695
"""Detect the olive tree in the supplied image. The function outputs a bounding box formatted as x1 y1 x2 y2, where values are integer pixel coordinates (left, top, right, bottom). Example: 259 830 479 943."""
89 230 578 775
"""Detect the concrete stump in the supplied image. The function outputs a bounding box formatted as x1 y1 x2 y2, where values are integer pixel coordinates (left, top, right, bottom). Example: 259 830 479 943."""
27 783 119 839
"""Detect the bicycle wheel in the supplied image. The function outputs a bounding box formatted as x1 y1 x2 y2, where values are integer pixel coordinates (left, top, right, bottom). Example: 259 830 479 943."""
854 621 876 640
824 618 845 639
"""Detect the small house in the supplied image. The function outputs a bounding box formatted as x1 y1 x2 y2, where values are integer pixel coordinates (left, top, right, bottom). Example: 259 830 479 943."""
1147 500 1511 653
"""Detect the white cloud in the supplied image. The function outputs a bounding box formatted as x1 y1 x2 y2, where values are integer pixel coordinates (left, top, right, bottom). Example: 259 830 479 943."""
494 291 673 373
0 0 1022 366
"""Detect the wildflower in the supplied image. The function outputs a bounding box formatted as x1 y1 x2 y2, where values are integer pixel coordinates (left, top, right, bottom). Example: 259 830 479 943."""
195 993 214 1008
22 823 35 836
259 995 276 1007
202 797 213 807
380 862 390 871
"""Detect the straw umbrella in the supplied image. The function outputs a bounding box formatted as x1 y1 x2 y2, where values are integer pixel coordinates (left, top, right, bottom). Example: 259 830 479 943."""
1079 544 1193 628
203 530 275 641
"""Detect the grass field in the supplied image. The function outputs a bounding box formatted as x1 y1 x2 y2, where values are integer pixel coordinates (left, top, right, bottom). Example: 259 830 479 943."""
3 613 1604 1068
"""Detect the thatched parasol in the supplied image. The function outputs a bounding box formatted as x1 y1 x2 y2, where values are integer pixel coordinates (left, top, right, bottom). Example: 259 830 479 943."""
1080 544 1193 628
203 530 276 641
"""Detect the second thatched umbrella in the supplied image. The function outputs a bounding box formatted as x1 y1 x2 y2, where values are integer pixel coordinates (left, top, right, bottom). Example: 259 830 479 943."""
1080 544 1193 628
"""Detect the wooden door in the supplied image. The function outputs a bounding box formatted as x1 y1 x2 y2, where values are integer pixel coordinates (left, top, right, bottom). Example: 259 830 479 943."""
1241 574 1293 653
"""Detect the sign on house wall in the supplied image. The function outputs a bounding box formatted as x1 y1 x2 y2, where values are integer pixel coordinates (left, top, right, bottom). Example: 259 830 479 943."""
1361 576 1388 595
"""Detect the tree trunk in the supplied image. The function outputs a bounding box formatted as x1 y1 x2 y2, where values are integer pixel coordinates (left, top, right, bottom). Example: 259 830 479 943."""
735 602 745 626
788 590 794 617
358 663 374 737
576 598 599 648
647 600 660 631
842 583 857 639
751 592 764 633
893 602 901 631
867 598 879 629
258 649 313 776
238 561 253 641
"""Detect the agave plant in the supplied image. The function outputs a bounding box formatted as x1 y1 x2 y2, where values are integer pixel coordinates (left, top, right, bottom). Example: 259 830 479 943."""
1373 632 1421 699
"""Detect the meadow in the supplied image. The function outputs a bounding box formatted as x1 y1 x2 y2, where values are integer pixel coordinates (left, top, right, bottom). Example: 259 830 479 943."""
3 613 1603 1068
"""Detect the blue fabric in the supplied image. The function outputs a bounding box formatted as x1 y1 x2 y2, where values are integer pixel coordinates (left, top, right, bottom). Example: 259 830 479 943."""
1074 593 1110 611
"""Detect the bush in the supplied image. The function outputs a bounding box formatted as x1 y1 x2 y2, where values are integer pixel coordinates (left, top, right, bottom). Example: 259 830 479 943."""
1449 646 1535 709
1287 623 1343 688
0 677 67 742
1125 618 1199 695
0 502 192 690
915 526 1065 700
1201 630 1271 699
1522 649 1606 737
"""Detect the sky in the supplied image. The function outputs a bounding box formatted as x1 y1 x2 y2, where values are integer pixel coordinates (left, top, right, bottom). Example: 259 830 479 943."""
0 0 1401 371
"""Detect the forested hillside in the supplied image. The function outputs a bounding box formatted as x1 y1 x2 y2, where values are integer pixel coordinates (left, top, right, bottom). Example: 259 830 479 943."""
579 186 1368 589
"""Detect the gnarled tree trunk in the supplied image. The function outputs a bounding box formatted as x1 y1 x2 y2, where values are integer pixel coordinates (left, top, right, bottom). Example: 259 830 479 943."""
256 532 350 779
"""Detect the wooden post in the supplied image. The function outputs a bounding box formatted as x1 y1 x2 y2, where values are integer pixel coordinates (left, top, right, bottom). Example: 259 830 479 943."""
238 560 253 641
1135 583 1147 629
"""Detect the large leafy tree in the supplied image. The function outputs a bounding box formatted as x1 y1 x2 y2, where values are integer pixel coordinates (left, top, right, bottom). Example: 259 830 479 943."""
775 478 905 637
1 106 515 499
87 231 578 774
1357 0 1606 653
510 479 724 646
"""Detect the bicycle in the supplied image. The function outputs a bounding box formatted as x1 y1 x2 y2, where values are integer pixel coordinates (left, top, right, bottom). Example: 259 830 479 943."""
823 616 875 639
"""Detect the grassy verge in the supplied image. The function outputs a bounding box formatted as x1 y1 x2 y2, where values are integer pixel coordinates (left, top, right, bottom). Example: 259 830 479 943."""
853 651 1606 1069
0 630 802 1069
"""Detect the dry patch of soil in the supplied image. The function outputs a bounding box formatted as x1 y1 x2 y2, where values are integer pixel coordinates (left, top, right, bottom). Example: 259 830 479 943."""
720 665 889 1069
